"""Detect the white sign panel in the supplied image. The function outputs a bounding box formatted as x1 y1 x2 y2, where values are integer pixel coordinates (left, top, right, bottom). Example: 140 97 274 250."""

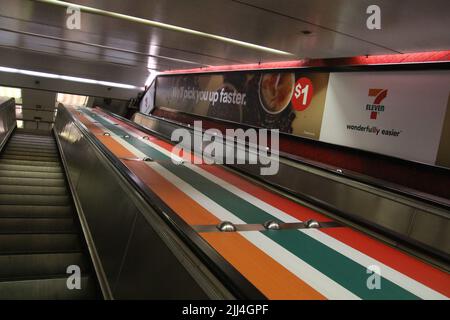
140 85 155 114
319 71 450 164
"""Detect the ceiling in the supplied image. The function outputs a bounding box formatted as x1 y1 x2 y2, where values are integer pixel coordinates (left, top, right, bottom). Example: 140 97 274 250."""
0 0 448 88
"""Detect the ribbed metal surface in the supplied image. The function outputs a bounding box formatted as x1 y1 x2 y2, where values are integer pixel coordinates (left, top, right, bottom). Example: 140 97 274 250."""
0 130 97 299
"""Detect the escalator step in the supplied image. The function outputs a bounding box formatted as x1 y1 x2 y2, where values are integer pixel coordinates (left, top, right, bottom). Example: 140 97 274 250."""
0 218 76 234
0 194 70 205
9 135 53 140
11 135 54 141
7 144 57 151
7 143 56 149
0 154 59 162
0 177 65 187
13 133 53 137
0 159 61 167
0 164 62 173
0 170 64 179
0 185 67 195
3 150 58 158
0 275 97 299
8 142 56 149
0 234 82 254
0 252 88 280
6 148 57 155
0 205 72 217
8 140 56 148
10 140 55 145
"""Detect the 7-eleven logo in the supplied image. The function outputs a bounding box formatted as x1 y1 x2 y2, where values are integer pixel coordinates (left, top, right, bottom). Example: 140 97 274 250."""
366 89 387 119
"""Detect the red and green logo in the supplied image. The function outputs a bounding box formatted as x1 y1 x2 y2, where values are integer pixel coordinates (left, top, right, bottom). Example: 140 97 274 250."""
366 89 387 119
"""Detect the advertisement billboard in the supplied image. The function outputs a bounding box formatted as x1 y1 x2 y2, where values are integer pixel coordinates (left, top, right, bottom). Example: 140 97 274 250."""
155 70 450 168
320 71 450 165
155 71 330 140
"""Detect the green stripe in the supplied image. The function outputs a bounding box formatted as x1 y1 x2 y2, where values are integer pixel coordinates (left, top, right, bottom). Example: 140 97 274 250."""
82 109 420 300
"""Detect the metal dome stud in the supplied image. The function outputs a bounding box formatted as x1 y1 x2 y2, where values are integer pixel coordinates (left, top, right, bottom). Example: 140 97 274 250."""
217 221 236 232
263 220 281 230
304 219 320 228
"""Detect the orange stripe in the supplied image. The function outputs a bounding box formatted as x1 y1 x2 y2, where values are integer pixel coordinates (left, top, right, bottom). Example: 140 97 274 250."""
97 136 136 158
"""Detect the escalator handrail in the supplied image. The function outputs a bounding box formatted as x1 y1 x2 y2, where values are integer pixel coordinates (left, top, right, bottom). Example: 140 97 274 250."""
0 98 17 153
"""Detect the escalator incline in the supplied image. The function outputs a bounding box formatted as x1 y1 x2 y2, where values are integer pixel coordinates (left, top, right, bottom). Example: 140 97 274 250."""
0 130 98 299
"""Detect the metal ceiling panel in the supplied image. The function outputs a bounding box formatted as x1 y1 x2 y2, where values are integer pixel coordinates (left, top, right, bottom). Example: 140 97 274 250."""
0 45 148 85
0 0 448 92
238 0 450 53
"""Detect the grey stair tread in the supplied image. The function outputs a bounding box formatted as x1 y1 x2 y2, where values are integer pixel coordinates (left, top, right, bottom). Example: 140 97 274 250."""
0 177 65 187
0 185 67 195
0 218 76 234
0 194 70 205
7 139 56 149
0 159 61 167
9 136 54 141
11 135 54 141
6 148 57 155
0 205 72 217
9 140 55 145
0 154 59 162
10 134 54 139
7 141 57 150
10 135 54 140
0 252 87 279
2 150 58 158
0 164 62 173
13 132 53 137
0 276 96 300
7 144 57 151
8 143 56 150
7 143 56 149
0 234 81 254
0 170 64 179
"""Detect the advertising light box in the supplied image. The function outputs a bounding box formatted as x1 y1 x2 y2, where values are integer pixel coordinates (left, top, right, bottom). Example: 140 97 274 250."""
155 70 450 168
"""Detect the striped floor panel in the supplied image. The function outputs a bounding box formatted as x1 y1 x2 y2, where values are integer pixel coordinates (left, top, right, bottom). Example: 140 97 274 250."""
67 107 449 300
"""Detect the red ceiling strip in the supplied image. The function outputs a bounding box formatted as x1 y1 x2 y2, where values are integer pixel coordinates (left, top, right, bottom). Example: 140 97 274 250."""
160 50 450 75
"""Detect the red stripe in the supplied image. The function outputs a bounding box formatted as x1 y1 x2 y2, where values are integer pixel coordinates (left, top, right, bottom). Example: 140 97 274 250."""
94 109 450 296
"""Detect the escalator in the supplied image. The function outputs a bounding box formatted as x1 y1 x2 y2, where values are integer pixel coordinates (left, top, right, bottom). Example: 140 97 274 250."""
0 129 98 299
0 101 445 300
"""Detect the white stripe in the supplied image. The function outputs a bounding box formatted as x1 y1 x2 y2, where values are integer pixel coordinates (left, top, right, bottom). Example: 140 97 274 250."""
84 110 448 299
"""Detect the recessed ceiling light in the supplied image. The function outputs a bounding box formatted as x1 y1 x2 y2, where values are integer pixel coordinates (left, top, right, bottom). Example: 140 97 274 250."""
37 0 294 56
0 65 140 90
